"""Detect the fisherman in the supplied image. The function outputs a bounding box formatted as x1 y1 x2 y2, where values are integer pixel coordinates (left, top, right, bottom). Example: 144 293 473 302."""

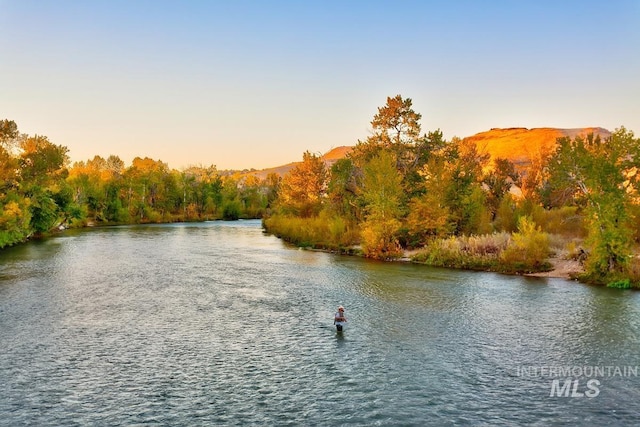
334 305 347 332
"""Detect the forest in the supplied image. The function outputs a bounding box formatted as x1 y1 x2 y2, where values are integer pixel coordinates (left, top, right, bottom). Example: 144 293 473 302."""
2 95 640 288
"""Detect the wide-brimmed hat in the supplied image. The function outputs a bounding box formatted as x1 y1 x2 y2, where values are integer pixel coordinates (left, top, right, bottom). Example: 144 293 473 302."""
338 306 344 311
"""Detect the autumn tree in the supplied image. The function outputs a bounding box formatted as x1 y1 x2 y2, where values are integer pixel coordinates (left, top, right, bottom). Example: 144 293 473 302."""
102 156 127 222
278 151 327 217
0 144 18 193
351 95 422 172
359 151 403 259
0 120 30 247
124 157 170 221
68 156 110 220
405 154 453 246
0 119 20 152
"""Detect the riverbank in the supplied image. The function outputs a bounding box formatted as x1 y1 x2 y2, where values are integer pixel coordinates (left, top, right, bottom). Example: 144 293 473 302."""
401 248 583 280
525 255 583 279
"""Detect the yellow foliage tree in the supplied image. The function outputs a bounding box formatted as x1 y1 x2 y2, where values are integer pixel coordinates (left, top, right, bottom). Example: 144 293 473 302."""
278 151 327 217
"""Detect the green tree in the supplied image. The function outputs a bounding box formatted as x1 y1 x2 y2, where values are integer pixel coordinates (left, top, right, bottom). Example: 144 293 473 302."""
326 158 359 220
500 216 551 273
18 135 70 233
484 157 520 219
240 175 267 218
350 95 428 187
263 172 281 210
442 138 490 235
19 135 69 185
0 194 31 248
546 129 639 282
123 157 169 222
360 151 403 259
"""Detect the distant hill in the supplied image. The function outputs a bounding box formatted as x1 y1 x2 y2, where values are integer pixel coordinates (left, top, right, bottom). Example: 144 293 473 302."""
464 127 611 171
241 146 353 180
240 127 610 179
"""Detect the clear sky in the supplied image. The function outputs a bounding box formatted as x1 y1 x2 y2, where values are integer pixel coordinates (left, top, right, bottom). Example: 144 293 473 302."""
1 1 639 170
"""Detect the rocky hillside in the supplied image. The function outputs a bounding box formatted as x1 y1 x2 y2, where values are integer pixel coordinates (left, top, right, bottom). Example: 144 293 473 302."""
465 127 611 171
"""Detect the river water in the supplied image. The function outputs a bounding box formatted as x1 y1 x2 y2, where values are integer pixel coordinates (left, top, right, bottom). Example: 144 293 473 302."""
1 220 639 426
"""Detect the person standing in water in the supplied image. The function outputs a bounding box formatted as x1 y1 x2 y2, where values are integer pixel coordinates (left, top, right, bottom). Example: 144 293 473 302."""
334 306 347 332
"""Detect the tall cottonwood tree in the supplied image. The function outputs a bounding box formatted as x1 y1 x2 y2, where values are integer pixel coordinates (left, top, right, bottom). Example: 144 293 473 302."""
360 151 403 259
326 158 359 220
406 154 453 246
351 95 423 173
350 95 445 204
442 138 491 235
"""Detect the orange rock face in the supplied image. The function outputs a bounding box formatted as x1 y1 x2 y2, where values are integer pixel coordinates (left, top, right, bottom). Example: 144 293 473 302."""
464 127 611 171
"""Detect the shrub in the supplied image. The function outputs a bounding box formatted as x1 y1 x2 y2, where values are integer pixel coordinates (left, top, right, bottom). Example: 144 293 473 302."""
222 201 241 220
607 279 632 289
499 216 552 273
411 233 510 271
360 217 403 260
263 213 359 251
533 206 586 237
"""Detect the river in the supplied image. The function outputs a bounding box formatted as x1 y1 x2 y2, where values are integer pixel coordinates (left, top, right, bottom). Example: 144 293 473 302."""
1 220 639 426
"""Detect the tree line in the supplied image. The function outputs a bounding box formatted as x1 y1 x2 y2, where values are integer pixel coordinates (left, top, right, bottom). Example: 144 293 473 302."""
2 95 640 288
0 119 280 248
263 95 640 289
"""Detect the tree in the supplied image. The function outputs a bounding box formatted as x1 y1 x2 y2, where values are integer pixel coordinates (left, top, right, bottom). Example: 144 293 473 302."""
371 94 422 146
351 95 423 173
263 172 281 210
442 138 490 235
545 129 640 282
240 174 267 218
326 158 359 220
351 96 450 208
0 119 19 152
359 151 403 259
0 195 31 248
122 157 170 221
19 135 69 185
0 146 18 192
17 135 70 233
278 151 327 217
405 192 452 246
484 157 520 219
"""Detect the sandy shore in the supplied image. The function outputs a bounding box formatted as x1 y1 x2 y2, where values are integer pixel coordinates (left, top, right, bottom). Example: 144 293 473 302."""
524 256 583 279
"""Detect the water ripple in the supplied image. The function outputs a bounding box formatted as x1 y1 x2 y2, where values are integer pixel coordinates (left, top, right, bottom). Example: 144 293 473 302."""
1 220 639 426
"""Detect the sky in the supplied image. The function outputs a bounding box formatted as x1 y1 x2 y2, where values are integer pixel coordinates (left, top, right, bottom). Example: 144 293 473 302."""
1 1 639 170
